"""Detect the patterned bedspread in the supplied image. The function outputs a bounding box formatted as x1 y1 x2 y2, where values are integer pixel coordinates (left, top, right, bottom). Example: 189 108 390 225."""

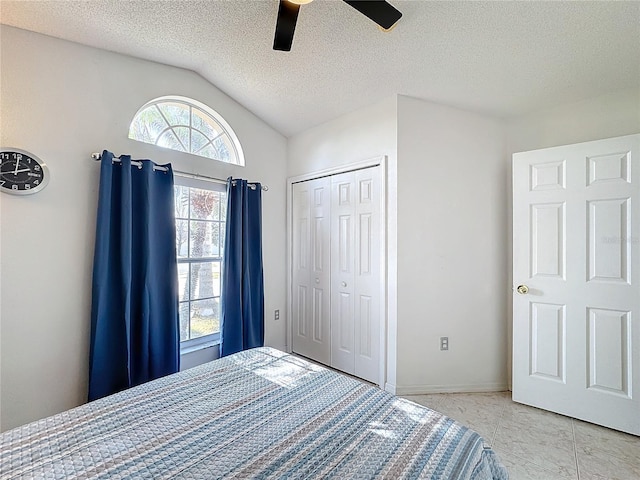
1 347 508 479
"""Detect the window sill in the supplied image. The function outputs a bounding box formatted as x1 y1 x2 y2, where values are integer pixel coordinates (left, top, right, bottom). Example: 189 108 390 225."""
180 340 220 355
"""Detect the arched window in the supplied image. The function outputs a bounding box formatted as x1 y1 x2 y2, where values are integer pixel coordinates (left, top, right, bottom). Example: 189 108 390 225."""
129 96 244 165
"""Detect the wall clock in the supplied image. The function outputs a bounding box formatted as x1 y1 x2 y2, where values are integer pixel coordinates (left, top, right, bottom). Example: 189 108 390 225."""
0 148 50 195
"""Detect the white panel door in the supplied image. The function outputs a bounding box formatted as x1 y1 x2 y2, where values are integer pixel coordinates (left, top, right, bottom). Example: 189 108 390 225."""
353 168 381 384
331 171 357 375
292 177 331 364
330 167 381 383
513 134 640 435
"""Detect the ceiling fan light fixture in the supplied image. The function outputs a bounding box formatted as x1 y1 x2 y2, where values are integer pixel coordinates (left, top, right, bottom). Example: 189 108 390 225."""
274 0 402 51
379 21 399 33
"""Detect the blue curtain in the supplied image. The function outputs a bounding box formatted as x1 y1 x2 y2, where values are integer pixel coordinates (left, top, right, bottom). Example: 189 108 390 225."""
88 151 179 401
220 178 264 357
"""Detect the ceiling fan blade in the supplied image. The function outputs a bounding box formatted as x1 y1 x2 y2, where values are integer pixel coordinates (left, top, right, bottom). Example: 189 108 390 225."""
273 0 300 51
342 0 402 30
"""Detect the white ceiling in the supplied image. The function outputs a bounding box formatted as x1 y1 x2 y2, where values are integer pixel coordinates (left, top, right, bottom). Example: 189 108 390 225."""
1 1 639 137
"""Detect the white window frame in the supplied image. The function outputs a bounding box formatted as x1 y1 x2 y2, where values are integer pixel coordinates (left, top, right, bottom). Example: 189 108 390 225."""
129 95 245 166
175 175 227 351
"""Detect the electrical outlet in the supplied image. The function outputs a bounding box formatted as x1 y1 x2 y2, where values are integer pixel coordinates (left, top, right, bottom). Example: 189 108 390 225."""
274 309 280 320
440 337 449 351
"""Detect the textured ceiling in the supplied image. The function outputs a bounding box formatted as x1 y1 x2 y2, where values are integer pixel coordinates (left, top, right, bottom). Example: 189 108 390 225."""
1 1 639 136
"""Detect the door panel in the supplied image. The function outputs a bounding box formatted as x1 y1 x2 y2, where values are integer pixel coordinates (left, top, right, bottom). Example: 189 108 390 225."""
529 302 565 382
331 171 356 374
587 307 631 397
313 287 325 342
588 198 630 283
353 168 380 383
296 285 307 337
358 294 373 358
338 292 353 351
292 177 331 364
530 202 565 278
588 152 630 185
513 134 640 435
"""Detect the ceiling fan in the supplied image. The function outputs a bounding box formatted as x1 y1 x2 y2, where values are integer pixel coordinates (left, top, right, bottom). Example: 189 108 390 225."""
273 0 402 51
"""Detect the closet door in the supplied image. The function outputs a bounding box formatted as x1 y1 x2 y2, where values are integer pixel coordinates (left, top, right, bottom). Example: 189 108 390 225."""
353 168 381 384
331 172 357 374
292 177 331 364
330 168 381 384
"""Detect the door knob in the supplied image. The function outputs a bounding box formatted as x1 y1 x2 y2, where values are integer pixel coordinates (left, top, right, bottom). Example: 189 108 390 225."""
315 278 320 284
341 281 347 287
516 285 529 295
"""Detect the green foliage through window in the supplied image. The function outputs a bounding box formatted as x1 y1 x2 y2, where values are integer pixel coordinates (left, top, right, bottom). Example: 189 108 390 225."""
175 184 227 342
129 96 244 165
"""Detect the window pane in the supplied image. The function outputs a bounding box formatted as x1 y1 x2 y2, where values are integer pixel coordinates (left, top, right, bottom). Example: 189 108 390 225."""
176 219 188 258
129 105 169 143
173 126 190 152
190 298 220 339
220 197 227 221
211 195 221 221
212 136 231 162
158 130 184 152
190 261 220 300
190 188 218 221
157 129 186 152
189 220 209 257
179 302 190 342
178 263 189 302
128 117 155 144
191 130 209 154
158 102 190 126
174 186 189 219
220 223 226 252
210 222 221 257
211 261 221 296
192 108 221 139
198 144 217 160
190 221 220 257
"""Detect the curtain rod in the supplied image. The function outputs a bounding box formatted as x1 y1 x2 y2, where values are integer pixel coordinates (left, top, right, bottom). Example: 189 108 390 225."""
90 153 268 191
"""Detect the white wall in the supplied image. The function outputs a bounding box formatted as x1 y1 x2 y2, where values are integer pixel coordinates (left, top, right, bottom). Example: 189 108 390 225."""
0 26 287 431
395 96 508 393
287 97 398 177
507 88 640 153
287 97 399 389
505 87 640 388
288 95 509 394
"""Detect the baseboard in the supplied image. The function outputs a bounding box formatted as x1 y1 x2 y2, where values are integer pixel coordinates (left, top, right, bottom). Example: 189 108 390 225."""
384 382 397 395
394 382 509 396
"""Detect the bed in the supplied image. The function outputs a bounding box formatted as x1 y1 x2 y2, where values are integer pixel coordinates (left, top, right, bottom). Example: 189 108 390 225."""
1 347 508 479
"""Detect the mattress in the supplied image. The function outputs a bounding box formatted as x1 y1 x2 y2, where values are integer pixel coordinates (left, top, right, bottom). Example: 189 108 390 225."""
1 347 508 479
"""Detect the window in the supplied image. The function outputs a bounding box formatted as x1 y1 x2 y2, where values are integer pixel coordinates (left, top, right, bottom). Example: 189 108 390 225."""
175 177 226 348
129 96 244 166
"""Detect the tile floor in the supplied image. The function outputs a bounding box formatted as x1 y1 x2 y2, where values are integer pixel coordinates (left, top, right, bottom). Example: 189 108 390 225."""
400 392 640 480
